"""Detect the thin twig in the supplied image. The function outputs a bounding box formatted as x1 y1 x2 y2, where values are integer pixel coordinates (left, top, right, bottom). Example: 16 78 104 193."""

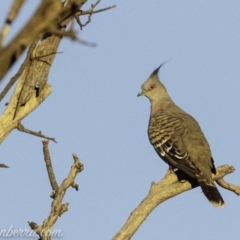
35 51 63 60
81 0 101 28
75 0 116 30
17 122 57 143
33 52 63 66
81 4 116 15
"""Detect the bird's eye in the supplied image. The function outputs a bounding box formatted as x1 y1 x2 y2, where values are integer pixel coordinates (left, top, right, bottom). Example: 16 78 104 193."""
148 84 156 91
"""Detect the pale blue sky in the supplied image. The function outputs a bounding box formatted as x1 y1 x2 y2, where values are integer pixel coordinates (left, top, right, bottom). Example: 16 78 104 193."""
0 1 240 239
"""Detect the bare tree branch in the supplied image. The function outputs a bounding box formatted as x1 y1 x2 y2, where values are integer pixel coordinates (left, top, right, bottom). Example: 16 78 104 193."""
75 1 116 30
216 178 240 195
42 140 59 195
0 38 39 102
0 0 98 80
0 0 115 177
0 0 25 46
29 149 84 240
0 1 91 145
0 0 63 80
112 165 239 240
81 3 116 15
17 123 56 143
0 83 51 144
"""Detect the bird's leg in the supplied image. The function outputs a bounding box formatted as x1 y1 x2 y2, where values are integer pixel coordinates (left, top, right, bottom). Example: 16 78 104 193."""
165 165 175 177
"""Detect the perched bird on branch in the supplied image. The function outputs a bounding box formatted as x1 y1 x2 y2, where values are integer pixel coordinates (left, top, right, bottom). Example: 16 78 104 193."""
137 64 225 208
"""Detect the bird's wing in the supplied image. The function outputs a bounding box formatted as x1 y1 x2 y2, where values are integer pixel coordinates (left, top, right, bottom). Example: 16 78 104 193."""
148 111 200 177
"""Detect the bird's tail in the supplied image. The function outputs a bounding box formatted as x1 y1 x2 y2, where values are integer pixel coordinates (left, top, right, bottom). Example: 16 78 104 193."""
197 174 225 208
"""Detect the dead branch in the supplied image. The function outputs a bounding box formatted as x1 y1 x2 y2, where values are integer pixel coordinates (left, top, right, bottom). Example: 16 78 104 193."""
42 140 59 194
17 123 56 143
0 83 51 144
29 145 84 240
0 0 112 80
0 0 115 178
75 0 116 30
0 0 25 46
81 3 116 15
0 38 39 102
112 165 239 240
216 178 240 195
0 0 62 80
0 0 89 145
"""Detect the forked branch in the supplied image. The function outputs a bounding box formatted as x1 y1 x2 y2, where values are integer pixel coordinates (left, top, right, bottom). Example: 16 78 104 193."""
28 140 84 240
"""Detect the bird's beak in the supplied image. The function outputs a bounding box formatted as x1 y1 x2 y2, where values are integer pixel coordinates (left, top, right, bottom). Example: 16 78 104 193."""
137 91 143 97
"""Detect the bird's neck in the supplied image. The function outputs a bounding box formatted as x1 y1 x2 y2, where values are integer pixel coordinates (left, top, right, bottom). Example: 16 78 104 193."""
150 101 161 116
150 96 174 116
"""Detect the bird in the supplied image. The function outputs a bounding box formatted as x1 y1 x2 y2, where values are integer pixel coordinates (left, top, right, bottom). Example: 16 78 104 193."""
137 64 225 208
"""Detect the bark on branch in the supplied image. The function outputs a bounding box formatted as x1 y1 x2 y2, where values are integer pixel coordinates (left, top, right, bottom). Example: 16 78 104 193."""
112 165 239 240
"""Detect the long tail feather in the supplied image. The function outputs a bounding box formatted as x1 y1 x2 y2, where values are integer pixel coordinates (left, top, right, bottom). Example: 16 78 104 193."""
197 175 225 208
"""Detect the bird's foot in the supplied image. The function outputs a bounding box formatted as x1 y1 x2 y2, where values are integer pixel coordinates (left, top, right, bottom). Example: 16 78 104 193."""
165 166 175 177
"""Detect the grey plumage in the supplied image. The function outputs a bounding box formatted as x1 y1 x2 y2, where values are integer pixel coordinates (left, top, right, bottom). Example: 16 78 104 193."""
138 65 225 208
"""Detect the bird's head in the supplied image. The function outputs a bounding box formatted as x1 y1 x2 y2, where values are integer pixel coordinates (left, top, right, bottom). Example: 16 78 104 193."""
137 63 168 102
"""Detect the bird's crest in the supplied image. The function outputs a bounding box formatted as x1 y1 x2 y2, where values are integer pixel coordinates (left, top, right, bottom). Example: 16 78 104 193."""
150 59 172 78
